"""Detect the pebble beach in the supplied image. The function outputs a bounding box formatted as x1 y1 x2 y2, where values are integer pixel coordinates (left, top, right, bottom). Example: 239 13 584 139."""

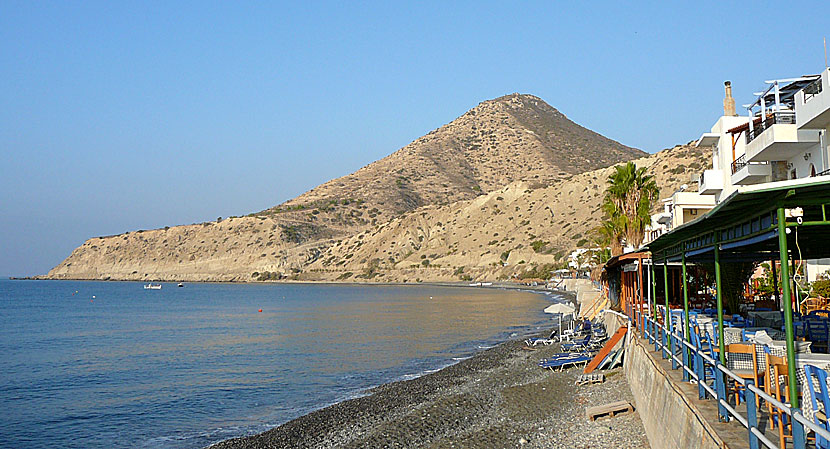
210 333 650 449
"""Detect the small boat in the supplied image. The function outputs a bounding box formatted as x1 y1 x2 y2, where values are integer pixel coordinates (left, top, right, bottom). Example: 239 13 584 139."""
144 284 162 290
177 283 184 288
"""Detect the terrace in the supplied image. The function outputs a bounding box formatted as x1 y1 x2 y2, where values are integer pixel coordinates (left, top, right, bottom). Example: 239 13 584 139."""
611 177 830 448
739 77 822 164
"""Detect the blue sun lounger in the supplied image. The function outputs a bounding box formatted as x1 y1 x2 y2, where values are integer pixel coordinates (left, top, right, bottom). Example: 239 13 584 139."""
538 352 593 371
561 334 591 352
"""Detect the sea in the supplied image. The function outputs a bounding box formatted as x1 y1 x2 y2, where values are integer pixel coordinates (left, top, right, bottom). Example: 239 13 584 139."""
0 279 564 449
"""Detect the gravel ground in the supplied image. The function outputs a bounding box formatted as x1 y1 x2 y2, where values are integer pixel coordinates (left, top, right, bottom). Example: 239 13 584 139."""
209 336 649 449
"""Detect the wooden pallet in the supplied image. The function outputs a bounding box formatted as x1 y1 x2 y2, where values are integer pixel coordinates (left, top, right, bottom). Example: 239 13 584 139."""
585 400 634 421
575 373 605 385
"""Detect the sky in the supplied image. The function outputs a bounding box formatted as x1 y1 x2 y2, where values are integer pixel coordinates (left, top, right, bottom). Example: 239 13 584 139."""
2 1 830 276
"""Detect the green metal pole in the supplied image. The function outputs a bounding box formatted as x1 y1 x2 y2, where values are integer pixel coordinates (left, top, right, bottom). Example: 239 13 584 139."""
771 259 779 309
777 207 799 408
714 237 726 365
682 251 692 380
682 252 691 342
652 259 658 320
664 257 672 355
652 258 659 345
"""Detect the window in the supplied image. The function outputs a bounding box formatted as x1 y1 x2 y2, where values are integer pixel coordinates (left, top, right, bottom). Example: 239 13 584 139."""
791 169 797 179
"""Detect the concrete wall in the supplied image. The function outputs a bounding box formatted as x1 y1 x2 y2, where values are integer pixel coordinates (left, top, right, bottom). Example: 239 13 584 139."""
624 336 723 449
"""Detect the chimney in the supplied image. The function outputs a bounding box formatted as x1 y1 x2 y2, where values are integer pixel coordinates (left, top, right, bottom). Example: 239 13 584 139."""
723 81 736 116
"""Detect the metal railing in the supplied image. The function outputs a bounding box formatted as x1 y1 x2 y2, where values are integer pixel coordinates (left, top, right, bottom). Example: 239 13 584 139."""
747 111 796 144
814 167 830 178
804 77 823 102
732 154 748 174
731 153 769 176
637 310 830 449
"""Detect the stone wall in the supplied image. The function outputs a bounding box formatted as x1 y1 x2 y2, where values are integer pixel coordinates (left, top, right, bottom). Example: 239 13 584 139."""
624 336 724 449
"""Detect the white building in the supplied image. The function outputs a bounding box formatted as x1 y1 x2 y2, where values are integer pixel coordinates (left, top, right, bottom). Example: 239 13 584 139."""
692 71 830 281
644 188 716 244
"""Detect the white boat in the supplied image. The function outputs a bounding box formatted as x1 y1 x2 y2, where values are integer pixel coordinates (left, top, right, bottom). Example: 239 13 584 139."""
144 284 162 290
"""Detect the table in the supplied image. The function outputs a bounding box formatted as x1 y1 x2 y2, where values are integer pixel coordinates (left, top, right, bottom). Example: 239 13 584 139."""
747 311 783 329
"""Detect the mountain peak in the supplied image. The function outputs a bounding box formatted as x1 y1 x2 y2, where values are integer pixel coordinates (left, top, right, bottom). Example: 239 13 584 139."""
46 94 650 281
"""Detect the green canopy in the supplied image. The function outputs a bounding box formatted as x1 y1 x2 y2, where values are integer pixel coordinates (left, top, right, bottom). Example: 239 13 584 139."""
647 178 830 263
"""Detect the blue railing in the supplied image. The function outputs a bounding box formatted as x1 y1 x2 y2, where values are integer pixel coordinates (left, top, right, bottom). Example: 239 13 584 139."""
637 310 830 449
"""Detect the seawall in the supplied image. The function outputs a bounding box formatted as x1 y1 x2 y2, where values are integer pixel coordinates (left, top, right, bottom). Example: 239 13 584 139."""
624 334 725 449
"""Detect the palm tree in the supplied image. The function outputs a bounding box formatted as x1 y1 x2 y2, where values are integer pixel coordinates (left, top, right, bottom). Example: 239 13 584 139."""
604 162 660 249
594 213 624 257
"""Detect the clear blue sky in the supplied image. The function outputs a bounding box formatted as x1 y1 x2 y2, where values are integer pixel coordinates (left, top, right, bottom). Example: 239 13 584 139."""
2 1 829 276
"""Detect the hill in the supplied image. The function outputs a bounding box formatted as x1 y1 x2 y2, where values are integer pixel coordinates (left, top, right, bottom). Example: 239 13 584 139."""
302 143 710 282
44 94 659 282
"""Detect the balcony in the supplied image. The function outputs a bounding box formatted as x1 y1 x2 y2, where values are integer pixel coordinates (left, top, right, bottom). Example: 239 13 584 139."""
744 112 820 162
796 69 830 129
697 169 723 195
730 154 770 185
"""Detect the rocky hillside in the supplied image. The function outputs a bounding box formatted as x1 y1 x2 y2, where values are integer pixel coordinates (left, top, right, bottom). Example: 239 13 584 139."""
45 94 665 282
303 143 710 283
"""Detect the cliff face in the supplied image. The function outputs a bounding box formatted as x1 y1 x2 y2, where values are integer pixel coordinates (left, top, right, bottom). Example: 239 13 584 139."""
46 94 704 283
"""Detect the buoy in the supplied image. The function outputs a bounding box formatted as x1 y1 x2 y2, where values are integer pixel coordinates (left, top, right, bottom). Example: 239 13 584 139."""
258 309 263 313
92 295 96 299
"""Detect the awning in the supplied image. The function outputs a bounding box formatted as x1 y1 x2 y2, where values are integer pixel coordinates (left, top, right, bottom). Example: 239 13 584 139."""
646 177 830 262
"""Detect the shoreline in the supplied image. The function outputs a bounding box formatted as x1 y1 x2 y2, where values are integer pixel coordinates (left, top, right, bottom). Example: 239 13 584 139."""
208 328 647 449
9 277 577 302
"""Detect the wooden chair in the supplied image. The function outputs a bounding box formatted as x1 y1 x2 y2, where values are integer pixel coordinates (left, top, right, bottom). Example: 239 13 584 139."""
725 343 761 407
802 298 827 315
765 355 793 449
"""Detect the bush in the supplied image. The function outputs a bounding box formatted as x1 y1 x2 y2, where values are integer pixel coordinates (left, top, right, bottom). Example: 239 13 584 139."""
531 240 548 253
813 280 830 298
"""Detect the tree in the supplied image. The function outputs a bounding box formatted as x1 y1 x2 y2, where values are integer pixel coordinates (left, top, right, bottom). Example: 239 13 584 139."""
700 261 757 315
594 214 625 257
603 162 660 249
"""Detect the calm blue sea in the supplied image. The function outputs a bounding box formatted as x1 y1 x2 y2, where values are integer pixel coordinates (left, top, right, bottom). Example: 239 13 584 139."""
0 280 558 449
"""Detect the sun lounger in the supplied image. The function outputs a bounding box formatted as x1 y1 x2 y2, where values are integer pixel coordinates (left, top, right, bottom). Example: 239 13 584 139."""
524 337 556 346
538 352 593 371
561 334 591 352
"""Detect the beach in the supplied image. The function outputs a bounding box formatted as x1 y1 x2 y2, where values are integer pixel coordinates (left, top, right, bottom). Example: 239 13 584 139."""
210 334 649 449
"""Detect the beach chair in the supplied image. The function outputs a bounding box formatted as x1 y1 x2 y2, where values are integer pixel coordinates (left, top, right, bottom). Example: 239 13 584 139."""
556 317 577 342
538 352 592 371
524 337 555 347
561 334 591 352
805 365 830 449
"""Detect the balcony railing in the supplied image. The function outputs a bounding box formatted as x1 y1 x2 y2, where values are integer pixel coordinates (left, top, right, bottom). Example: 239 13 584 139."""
746 111 796 143
804 77 823 102
731 154 747 174
814 167 830 177
731 153 770 176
